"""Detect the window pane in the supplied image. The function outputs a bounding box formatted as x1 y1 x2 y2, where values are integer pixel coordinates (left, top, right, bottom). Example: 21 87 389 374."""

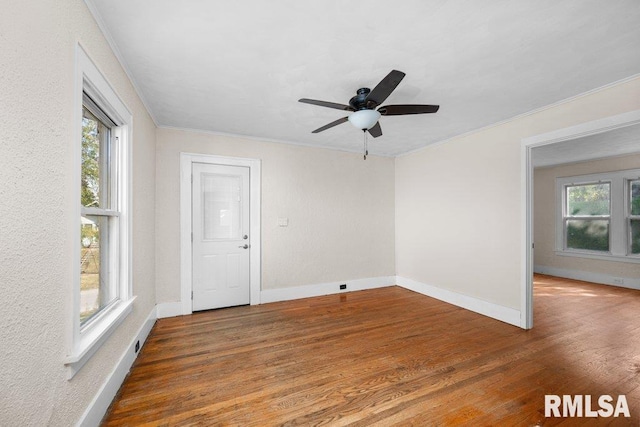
82 107 110 208
632 180 640 216
566 183 610 216
632 219 640 255
81 215 116 325
566 219 609 252
202 174 241 240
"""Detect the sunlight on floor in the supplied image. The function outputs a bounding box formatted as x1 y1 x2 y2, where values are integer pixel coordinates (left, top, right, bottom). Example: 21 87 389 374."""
533 275 626 298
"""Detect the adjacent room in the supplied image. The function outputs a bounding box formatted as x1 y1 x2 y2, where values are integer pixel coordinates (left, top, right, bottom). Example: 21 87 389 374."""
533 126 640 288
1 0 639 425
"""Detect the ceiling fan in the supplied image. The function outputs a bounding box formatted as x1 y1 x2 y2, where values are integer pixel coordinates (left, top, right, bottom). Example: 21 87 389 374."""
299 70 439 158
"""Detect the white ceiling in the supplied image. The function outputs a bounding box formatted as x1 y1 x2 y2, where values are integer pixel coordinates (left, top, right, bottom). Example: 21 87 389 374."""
86 0 640 156
532 123 640 168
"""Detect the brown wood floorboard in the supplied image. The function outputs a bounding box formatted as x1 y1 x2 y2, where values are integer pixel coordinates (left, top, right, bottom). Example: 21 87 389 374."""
103 275 640 426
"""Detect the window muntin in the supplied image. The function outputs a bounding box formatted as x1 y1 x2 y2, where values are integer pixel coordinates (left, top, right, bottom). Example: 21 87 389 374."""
80 101 119 326
564 183 610 253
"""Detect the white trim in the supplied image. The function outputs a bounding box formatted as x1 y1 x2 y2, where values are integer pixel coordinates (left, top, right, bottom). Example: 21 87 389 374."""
396 276 521 327
534 265 640 291
180 153 261 315
69 45 135 377
76 306 157 427
65 297 135 378
521 109 640 331
520 137 534 329
522 110 640 148
82 0 159 126
160 125 394 158
77 44 131 126
260 276 395 304
554 250 640 264
399 74 640 158
156 302 184 319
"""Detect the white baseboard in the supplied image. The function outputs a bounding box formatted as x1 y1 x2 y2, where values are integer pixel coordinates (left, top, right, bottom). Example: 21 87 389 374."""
260 276 395 304
77 306 157 427
395 276 521 327
156 301 184 319
534 265 640 290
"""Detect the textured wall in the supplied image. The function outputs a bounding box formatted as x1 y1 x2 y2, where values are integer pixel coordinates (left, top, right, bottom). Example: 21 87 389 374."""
534 153 640 278
155 128 395 303
0 0 156 425
395 77 640 310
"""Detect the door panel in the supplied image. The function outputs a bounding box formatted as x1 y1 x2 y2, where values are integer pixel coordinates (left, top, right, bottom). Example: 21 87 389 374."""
192 163 250 311
226 253 241 288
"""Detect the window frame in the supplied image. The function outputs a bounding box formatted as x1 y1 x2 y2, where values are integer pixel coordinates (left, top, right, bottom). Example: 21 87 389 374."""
65 45 135 379
81 100 120 326
555 169 640 264
627 179 640 255
562 181 611 253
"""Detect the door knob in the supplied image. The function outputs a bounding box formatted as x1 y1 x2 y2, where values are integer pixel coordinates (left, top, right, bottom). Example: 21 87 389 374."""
239 244 249 249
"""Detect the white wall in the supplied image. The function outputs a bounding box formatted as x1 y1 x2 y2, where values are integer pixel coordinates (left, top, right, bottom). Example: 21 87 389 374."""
156 128 395 304
0 1 156 425
534 153 640 280
395 76 640 312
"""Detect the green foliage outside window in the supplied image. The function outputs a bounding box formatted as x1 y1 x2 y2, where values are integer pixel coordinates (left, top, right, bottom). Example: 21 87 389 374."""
566 183 610 252
81 112 100 208
631 220 640 254
631 182 640 254
80 109 107 322
567 183 610 216
566 220 609 252
632 181 640 215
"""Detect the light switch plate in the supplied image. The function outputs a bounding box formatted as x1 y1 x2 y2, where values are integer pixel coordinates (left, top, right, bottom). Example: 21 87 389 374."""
278 217 289 227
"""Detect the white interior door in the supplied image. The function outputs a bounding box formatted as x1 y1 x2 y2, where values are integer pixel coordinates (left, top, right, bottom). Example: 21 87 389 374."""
192 162 250 311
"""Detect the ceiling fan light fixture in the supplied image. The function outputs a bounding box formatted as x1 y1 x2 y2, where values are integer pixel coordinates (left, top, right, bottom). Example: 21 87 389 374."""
348 109 381 130
300 70 439 138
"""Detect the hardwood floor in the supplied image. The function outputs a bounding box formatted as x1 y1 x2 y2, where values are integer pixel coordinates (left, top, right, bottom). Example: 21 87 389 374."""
103 275 640 426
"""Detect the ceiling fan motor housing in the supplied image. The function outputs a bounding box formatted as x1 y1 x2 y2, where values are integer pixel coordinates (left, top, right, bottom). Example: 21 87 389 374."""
349 88 377 110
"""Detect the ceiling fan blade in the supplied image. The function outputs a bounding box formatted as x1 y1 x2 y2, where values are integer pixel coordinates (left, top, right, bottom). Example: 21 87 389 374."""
299 98 354 111
312 116 349 133
378 104 440 116
367 121 382 138
365 70 406 107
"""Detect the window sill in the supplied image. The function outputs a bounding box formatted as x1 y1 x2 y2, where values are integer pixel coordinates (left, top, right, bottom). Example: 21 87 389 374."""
65 296 136 379
555 250 640 264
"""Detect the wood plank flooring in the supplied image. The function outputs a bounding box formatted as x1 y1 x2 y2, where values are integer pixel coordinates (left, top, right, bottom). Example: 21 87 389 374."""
103 275 640 426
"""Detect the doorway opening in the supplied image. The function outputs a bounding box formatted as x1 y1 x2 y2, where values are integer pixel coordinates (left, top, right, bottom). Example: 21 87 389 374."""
521 110 640 329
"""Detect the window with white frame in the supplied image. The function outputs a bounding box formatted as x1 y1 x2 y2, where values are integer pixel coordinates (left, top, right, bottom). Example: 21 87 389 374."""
564 182 610 252
81 96 119 324
630 179 640 254
556 168 640 263
66 46 134 378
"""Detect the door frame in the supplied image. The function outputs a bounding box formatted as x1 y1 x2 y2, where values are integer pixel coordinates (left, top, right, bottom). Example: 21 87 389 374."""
520 109 640 329
180 152 261 315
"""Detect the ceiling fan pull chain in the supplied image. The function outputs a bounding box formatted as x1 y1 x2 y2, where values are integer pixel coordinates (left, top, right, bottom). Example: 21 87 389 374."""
363 130 368 160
